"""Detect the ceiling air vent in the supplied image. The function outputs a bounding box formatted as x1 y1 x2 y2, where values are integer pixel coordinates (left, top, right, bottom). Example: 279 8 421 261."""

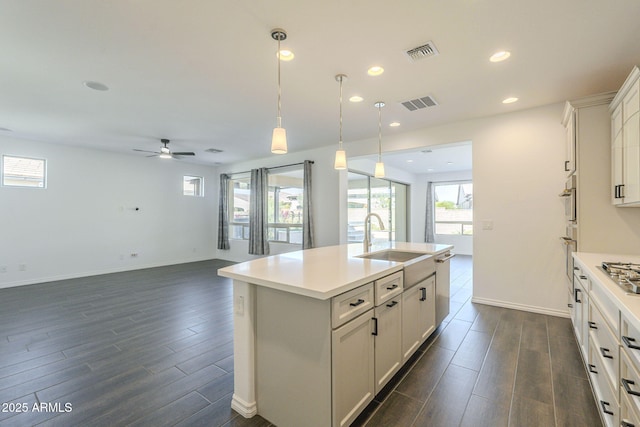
401 95 438 111
205 148 223 153
404 41 439 62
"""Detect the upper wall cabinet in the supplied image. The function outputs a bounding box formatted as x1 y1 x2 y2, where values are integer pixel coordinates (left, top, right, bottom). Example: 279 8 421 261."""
610 66 640 207
562 104 577 177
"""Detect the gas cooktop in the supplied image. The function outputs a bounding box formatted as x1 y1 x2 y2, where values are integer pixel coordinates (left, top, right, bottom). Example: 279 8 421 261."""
601 261 640 294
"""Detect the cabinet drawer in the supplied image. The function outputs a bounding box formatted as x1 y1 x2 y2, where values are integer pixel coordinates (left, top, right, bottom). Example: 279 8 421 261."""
621 349 640 419
590 281 620 336
589 299 619 395
621 388 640 427
622 313 640 373
623 79 640 123
574 270 589 291
588 337 620 427
332 283 375 328
374 271 403 306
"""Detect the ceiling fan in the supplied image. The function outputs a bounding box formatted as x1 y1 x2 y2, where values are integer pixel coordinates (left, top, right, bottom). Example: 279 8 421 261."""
133 139 195 159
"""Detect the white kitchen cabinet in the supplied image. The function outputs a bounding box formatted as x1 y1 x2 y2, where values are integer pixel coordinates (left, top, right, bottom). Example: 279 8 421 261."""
373 298 402 394
610 66 640 206
401 275 435 362
564 105 577 176
332 310 375 427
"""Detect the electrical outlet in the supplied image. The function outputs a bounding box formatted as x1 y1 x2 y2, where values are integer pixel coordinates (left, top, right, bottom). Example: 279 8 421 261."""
130 253 138 258
19 263 27 271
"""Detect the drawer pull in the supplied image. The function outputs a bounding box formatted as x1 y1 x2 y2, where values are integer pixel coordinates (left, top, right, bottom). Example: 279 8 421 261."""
574 288 582 304
600 347 614 359
622 378 640 397
372 317 378 336
419 287 427 302
623 335 640 350
588 321 598 330
350 299 365 307
386 300 398 308
567 303 573 308
588 364 598 374
386 284 399 290
599 400 614 416
621 421 635 427
579 275 587 280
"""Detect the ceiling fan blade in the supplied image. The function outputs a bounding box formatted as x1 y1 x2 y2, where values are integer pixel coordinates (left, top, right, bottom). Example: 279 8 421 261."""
133 149 161 154
172 152 195 156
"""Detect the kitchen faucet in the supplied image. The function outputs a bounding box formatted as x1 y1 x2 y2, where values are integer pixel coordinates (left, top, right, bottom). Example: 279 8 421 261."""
363 212 385 252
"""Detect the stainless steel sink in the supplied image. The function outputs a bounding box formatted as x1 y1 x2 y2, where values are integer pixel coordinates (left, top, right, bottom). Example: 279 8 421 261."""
357 250 435 287
357 250 425 262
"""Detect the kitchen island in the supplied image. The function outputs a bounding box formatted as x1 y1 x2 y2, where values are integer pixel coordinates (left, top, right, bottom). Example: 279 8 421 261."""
218 242 452 427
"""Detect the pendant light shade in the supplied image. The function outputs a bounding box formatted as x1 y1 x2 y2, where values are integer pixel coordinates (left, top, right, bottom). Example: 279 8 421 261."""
334 74 348 170
271 28 288 154
374 101 385 178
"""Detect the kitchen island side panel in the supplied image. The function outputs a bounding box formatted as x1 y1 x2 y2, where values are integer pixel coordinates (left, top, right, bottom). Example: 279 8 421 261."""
256 286 332 427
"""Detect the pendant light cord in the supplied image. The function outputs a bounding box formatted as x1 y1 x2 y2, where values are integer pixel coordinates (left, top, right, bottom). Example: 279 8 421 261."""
277 36 282 128
377 104 382 162
339 76 343 148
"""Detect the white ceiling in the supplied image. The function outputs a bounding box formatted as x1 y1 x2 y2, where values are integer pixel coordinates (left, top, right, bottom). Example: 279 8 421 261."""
1 1 639 165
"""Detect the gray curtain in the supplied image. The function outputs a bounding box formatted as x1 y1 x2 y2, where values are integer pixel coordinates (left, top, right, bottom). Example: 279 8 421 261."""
217 173 230 250
302 160 315 249
425 181 435 243
249 168 270 255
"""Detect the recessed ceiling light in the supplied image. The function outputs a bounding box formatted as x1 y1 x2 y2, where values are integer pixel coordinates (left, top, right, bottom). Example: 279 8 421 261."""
389 122 400 127
349 95 364 103
83 81 109 91
406 159 414 163
447 162 453 165
502 97 518 104
367 66 384 76
427 168 434 172
490 51 511 62
277 49 295 61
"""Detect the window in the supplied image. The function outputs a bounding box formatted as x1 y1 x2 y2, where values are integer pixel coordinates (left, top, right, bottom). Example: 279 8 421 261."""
229 167 304 244
183 175 204 196
347 172 408 244
2 155 46 188
434 182 473 235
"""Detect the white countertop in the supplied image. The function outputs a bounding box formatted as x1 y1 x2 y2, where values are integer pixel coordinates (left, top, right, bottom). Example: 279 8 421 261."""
573 252 640 331
218 242 453 300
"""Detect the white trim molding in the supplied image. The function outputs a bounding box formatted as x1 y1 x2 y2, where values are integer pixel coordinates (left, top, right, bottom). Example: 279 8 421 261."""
471 296 570 318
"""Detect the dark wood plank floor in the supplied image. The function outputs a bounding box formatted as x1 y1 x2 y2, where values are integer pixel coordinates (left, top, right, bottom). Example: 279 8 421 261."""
0 256 600 426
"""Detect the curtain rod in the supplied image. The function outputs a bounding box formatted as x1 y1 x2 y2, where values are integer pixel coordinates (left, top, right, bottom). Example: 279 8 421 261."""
226 160 314 177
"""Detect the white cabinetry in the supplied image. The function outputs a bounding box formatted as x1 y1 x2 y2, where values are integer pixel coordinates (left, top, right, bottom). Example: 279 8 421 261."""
610 66 640 206
401 275 435 362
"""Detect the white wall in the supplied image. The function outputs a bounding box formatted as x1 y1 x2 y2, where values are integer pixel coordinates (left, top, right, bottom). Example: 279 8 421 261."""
0 136 218 288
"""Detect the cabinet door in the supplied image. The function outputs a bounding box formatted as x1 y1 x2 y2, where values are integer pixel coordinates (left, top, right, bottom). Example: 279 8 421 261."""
566 108 576 176
374 298 402 395
613 104 625 205
623 111 640 204
418 276 436 341
572 281 584 346
402 285 421 362
332 311 375 427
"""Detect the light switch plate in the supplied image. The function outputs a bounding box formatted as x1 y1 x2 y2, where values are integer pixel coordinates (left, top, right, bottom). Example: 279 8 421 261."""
482 220 494 230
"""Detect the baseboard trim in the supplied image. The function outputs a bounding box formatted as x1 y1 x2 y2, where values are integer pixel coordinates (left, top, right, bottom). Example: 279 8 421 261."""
471 296 570 318
231 394 258 418
0 256 217 289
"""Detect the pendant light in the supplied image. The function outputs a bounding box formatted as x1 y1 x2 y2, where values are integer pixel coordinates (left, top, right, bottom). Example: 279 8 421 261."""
271 28 288 154
334 74 348 170
374 101 385 178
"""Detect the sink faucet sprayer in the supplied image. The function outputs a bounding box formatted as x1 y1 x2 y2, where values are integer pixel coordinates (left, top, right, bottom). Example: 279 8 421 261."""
363 213 385 252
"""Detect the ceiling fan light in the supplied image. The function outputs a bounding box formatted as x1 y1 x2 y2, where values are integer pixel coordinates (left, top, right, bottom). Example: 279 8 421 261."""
374 162 385 178
334 149 347 170
271 127 287 154
159 153 172 159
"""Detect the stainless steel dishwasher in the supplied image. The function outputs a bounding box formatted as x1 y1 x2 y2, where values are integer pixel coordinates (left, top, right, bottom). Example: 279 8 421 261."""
435 251 455 325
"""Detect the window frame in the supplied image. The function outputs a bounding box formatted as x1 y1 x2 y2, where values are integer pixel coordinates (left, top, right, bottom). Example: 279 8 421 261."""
1 154 47 189
183 175 204 197
433 180 473 236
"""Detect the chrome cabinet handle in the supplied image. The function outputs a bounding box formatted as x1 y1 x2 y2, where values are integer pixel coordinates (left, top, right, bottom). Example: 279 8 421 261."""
436 253 456 263
623 336 640 350
622 378 640 397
